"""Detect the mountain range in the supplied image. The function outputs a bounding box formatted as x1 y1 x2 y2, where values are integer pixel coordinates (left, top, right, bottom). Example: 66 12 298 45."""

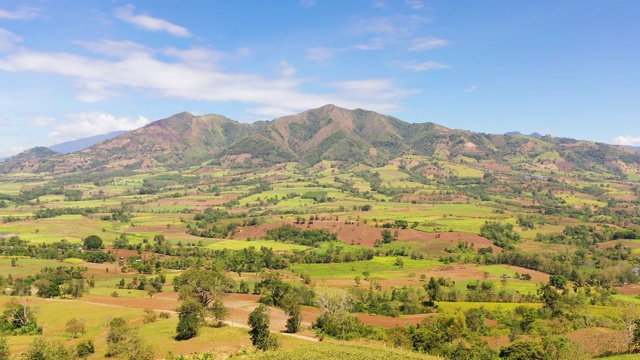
2 104 640 177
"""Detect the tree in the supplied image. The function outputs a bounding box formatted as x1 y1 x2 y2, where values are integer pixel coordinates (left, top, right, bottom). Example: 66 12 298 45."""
65 318 85 338
83 235 103 250
176 299 204 340
209 299 229 326
248 304 278 351
426 277 441 303
314 287 354 316
76 340 95 359
174 269 235 310
173 269 234 332
549 275 568 290
499 340 544 360
105 317 154 360
2 298 40 333
106 317 130 357
538 284 562 316
381 230 394 244
22 337 75 360
285 305 302 333
0 337 8 360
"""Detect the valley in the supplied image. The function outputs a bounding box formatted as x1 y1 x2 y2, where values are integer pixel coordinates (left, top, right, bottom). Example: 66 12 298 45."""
1 105 640 359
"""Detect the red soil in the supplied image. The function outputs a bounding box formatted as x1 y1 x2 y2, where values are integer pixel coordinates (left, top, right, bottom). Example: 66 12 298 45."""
235 220 501 252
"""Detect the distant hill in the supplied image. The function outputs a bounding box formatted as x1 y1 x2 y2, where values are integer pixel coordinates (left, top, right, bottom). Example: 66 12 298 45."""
0 157 7 163
49 131 126 154
2 104 640 178
0 147 61 173
505 131 543 138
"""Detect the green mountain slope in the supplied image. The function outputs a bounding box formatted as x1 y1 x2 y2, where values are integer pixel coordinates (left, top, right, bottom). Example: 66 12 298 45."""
2 105 640 178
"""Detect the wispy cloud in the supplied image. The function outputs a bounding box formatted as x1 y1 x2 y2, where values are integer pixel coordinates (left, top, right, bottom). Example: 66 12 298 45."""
351 15 430 38
404 60 449 72
409 37 449 51
0 7 40 20
306 47 339 61
464 86 477 93
0 28 22 52
115 4 190 37
405 0 424 10
352 37 387 50
612 135 640 147
0 41 414 117
49 112 150 141
75 39 155 59
300 0 317 7
372 1 387 9
29 116 55 127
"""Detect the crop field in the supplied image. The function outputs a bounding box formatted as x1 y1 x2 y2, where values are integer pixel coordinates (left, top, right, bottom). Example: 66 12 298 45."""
1 142 640 359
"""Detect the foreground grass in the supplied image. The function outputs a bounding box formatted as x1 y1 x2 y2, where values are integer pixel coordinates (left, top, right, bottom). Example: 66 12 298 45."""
245 342 436 360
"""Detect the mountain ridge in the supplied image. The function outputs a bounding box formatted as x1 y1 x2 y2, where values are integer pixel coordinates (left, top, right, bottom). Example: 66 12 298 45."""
2 105 640 179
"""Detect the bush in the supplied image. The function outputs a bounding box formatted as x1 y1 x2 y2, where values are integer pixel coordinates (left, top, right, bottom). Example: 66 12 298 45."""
76 340 95 358
143 309 157 324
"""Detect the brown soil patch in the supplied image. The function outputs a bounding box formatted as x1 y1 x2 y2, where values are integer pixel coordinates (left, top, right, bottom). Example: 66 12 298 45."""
236 221 501 252
614 284 640 296
565 327 626 356
483 335 513 350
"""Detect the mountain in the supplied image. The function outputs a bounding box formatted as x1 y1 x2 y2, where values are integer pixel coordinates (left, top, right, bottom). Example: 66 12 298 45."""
0 157 7 163
0 147 61 173
2 104 640 178
49 131 127 154
505 131 543 138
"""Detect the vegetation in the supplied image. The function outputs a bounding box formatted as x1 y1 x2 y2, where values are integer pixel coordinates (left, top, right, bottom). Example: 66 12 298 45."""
3 106 640 358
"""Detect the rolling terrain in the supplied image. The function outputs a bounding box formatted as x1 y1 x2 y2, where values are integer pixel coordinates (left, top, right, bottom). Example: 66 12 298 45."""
1 105 640 359
3 105 640 179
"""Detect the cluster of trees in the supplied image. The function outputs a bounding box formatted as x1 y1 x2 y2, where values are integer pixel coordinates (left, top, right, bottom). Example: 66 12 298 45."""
172 269 236 340
0 236 113 264
480 222 521 249
0 299 42 335
265 224 338 246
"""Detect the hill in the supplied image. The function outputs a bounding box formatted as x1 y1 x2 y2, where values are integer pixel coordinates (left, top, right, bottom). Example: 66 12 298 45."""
2 105 640 178
0 146 61 173
49 130 127 154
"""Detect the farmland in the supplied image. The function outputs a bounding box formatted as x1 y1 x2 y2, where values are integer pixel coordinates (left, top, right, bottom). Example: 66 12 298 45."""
2 123 640 359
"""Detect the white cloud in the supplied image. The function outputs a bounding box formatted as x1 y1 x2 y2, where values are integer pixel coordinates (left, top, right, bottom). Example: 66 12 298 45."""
464 86 478 93
306 47 339 61
49 112 150 141
0 7 40 20
300 0 317 7
409 37 449 51
352 37 387 50
280 61 296 77
248 106 297 117
115 4 190 37
29 116 55 127
404 60 449 72
0 42 415 118
405 0 424 10
9 146 25 155
351 15 430 38
372 1 387 9
0 28 22 52
329 79 421 111
612 135 640 147
76 39 155 59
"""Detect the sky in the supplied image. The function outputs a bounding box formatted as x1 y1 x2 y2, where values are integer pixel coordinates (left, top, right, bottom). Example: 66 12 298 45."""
1 0 639 157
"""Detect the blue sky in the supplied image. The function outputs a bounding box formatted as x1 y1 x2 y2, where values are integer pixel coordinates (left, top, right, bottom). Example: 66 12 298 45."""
1 0 639 157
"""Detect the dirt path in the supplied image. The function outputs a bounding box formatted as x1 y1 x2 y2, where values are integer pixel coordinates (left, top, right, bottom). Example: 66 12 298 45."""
45 297 319 342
